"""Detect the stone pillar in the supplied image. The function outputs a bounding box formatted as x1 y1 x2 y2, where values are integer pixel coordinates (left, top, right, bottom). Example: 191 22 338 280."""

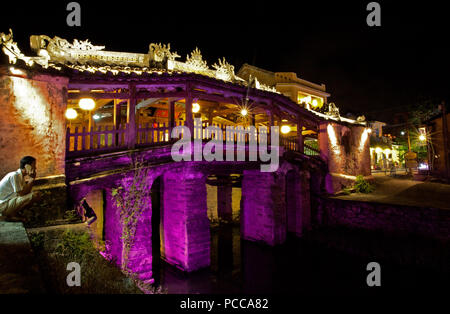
241 169 286 246
104 178 154 284
286 169 312 237
104 188 124 266
297 170 311 236
162 166 210 272
217 175 233 223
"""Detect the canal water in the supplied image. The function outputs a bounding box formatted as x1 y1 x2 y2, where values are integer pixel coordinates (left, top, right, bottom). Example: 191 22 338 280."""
152 225 450 295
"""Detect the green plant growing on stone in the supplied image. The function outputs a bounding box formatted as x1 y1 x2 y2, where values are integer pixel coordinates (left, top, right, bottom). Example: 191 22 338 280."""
63 209 82 223
29 231 45 250
111 158 152 275
54 229 95 258
354 175 374 193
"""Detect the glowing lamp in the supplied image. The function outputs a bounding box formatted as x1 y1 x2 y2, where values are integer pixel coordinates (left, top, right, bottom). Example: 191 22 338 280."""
419 134 426 141
367 128 372 133
65 108 78 120
281 125 291 134
312 99 318 107
79 98 96 110
93 114 101 120
192 103 200 113
375 147 382 154
240 108 248 116
400 131 405 136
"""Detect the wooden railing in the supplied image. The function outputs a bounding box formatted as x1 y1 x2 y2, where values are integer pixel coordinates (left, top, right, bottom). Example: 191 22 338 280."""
304 143 320 156
280 136 299 152
136 122 183 146
66 124 127 156
66 123 320 157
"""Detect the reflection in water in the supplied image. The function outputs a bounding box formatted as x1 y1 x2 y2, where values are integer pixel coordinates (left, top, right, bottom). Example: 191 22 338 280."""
153 226 449 295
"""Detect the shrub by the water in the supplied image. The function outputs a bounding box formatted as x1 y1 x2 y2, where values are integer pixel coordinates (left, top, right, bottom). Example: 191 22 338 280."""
354 175 374 193
29 229 147 294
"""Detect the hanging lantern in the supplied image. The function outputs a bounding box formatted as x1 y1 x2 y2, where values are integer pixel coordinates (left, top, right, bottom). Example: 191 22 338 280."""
281 125 291 134
79 98 96 110
192 102 200 113
65 108 78 119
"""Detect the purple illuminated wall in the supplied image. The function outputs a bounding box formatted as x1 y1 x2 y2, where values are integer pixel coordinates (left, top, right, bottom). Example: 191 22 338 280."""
162 165 210 272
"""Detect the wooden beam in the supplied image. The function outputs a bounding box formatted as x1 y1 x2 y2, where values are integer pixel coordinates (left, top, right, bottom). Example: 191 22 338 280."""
185 83 194 135
68 92 130 100
168 99 175 135
127 84 137 149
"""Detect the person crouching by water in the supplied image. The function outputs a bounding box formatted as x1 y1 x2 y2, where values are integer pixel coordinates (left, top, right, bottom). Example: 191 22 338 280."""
0 156 41 222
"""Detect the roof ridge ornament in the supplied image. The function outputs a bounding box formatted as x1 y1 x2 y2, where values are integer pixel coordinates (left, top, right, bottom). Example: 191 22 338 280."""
31 35 105 52
1 29 280 95
0 29 35 66
148 43 180 68
213 57 235 82
185 47 209 74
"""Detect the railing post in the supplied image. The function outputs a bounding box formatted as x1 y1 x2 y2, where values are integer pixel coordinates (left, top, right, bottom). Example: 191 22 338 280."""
66 127 71 153
89 126 93 150
297 115 304 154
74 127 79 152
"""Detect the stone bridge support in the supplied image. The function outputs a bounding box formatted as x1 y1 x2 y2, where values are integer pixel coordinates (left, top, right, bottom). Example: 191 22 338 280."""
286 169 311 237
241 169 287 246
216 175 233 223
161 165 210 272
104 176 154 284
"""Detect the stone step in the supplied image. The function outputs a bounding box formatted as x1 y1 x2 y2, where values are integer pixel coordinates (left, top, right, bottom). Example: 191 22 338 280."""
0 220 45 293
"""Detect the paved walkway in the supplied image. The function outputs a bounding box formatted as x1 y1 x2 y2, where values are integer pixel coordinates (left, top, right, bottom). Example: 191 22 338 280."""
0 219 45 293
334 174 450 210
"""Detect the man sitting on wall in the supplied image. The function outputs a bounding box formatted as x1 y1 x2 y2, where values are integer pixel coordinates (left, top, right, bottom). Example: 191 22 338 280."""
0 156 41 222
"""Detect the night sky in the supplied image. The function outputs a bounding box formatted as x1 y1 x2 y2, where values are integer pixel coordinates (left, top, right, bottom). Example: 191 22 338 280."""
2 1 449 122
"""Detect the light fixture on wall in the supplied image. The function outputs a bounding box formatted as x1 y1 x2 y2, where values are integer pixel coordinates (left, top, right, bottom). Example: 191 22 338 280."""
240 108 248 116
